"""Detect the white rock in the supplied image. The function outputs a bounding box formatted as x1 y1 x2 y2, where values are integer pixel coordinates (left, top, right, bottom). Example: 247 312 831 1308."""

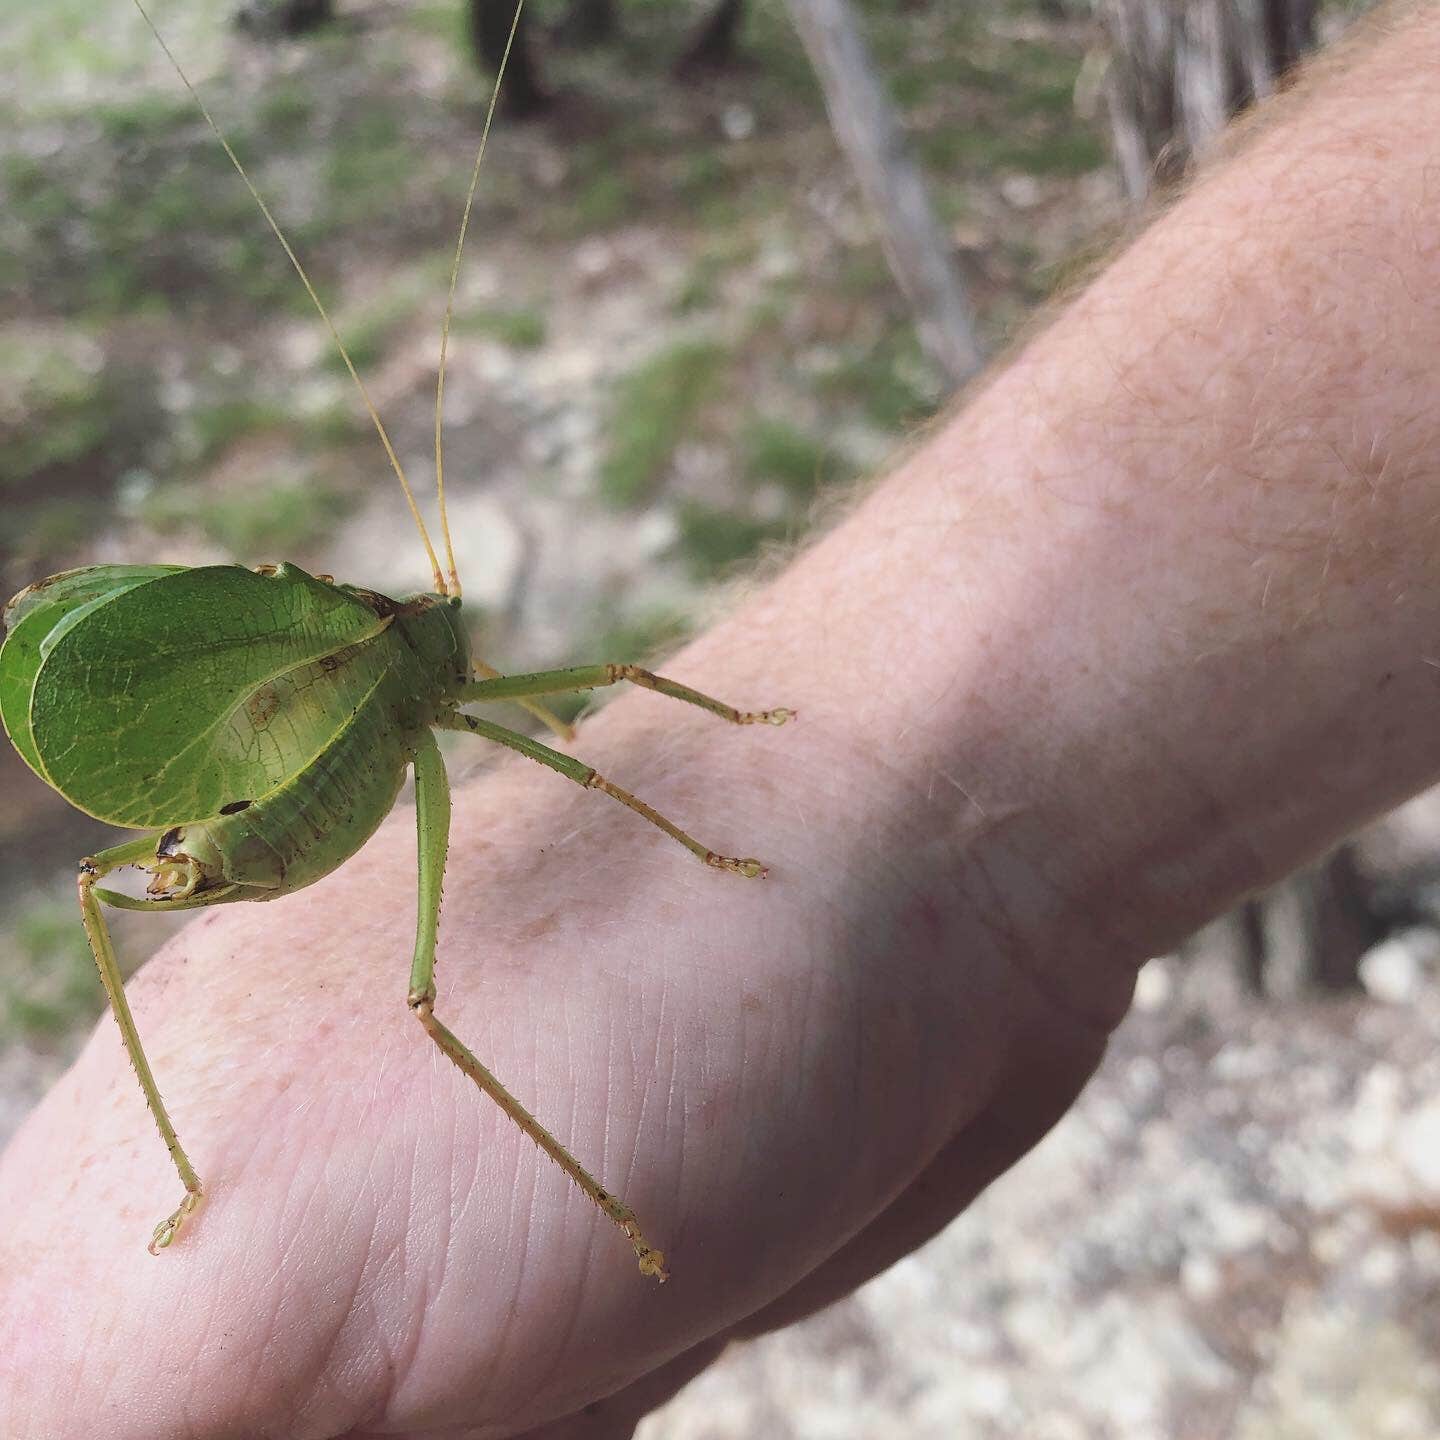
721 103 756 142
1396 1100 1440 1196
1360 927 1440 1003
1000 173 1043 209
1181 1253 1222 1302
1361 1242 1402 1287
1132 957 1173 1012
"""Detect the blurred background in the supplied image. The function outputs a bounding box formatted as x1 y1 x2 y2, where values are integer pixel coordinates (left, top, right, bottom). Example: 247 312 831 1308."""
6 1 1440 1435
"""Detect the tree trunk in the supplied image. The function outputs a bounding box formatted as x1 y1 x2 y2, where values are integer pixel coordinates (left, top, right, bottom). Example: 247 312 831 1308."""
1100 0 1318 201
234 0 334 38
784 0 983 387
675 0 748 76
470 0 549 117
564 0 618 47
1296 843 1388 992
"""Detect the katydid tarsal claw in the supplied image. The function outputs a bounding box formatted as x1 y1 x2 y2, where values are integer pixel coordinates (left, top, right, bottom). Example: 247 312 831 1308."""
0 0 792 1283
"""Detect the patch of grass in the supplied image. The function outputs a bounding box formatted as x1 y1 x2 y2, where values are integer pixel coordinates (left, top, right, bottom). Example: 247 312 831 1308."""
835 250 892 301
94 93 197 149
299 399 368 448
817 328 942 433
744 0 824 107
322 107 412 228
0 328 111 488
673 499 786 582
0 892 99 1044
599 340 726 508
323 286 420 377
216 231 315 314
181 397 294 467
743 416 852 503
994 129 1107 178
678 148 729 203
212 477 344 558
585 607 692 667
575 168 635 231
160 474 347 560
21 499 100 553
257 82 317 142
3 152 72 232
673 254 725 314
673 236 758 315
459 305 547 350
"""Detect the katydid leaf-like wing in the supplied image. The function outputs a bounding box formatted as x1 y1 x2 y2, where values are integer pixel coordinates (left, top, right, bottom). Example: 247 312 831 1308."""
24 564 394 827
1 565 185 780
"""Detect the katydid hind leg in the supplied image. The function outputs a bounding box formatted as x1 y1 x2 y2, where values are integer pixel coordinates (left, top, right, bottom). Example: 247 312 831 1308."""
405 731 668 1280
78 838 204 1254
435 710 773 876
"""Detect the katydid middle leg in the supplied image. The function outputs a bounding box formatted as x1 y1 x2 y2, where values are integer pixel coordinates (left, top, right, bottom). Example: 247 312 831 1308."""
434 709 773 876
404 731 668 1280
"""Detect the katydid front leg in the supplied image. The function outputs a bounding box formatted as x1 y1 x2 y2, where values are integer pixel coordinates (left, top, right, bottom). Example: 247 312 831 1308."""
471 659 576 743
404 731 669 1280
458 662 793 730
77 836 207 1254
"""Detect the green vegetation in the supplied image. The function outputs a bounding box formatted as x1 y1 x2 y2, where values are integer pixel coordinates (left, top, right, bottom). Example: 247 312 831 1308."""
202 477 344 558
666 416 853 580
153 474 345 560
460 305 548 350
0 328 111 488
322 106 412 229
257 82 317 141
600 340 727 508
323 284 420 376
586 607 692 669
180 397 293 466
0 892 100 1044
674 499 785 582
94 92 198 149
744 416 851 502
818 329 943 433
20 499 98 554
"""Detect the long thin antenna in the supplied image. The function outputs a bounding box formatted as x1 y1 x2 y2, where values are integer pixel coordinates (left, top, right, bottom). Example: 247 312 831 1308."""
434 0 526 600
130 0 448 596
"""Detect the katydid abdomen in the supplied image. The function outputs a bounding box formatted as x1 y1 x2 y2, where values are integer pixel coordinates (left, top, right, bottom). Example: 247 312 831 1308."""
145 696 415 903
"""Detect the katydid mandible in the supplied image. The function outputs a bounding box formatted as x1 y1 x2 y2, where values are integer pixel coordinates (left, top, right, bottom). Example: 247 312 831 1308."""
0 0 791 1283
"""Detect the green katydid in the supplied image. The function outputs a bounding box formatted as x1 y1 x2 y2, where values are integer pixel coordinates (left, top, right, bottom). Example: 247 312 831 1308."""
0 0 791 1283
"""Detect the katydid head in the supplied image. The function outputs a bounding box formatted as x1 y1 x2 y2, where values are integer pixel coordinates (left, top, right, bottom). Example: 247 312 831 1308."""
391 592 474 692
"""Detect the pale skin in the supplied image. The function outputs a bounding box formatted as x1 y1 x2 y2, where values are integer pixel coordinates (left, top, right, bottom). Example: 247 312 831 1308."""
3 5 1440 1435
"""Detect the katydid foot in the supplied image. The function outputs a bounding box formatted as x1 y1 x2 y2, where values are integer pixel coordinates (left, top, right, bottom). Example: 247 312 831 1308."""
705 853 769 878
589 1185 668 1282
148 1187 204 1255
